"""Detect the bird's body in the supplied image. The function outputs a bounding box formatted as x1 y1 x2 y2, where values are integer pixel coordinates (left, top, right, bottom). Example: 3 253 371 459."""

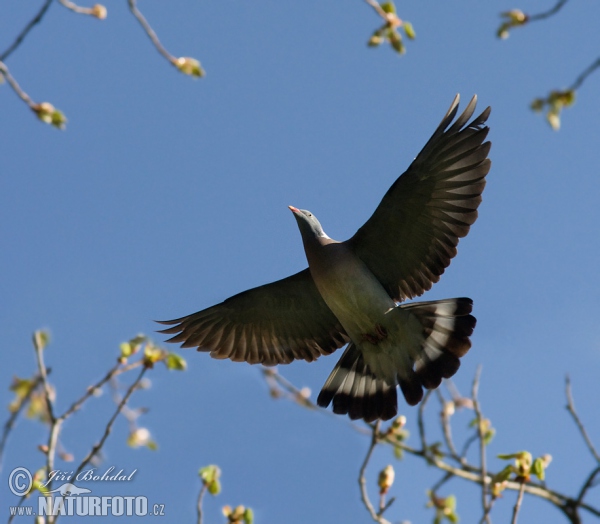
159 95 491 422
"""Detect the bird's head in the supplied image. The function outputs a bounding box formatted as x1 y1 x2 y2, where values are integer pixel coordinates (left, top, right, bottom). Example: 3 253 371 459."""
288 206 330 240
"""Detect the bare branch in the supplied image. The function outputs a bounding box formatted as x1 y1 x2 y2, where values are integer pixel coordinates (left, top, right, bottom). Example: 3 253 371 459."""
73 366 148 480
358 421 392 524
566 375 600 463
127 0 177 65
472 366 491 521
59 360 143 421
417 390 432 453
58 0 107 19
436 389 462 464
575 465 600 509
0 62 36 108
570 57 600 92
511 481 526 524
363 0 391 21
197 484 207 524
0 374 45 472
32 331 63 493
528 0 569 22
0 0 53 62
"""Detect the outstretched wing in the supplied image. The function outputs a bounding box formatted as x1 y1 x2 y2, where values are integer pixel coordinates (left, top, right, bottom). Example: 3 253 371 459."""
346 95 491 302
158 269 349 365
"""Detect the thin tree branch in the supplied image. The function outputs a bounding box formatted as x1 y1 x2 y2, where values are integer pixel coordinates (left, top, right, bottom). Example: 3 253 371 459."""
565 375 600 463
32 331 62 498
127 0 176 65
570 58 600 92
358 421 391 524
417 390 432 453
528 0 569 22
0 62 36 108
57 0 104 17
0 374 45 473
575 465 600 508
59 360 143 421
0 0 54 62
363 0 390 21
72 366 147 480
197 484 207 524
436 389 462 464
472 366 491 522
511 481 526 524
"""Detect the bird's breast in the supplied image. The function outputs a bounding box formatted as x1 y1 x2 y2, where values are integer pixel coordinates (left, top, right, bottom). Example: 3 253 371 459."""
307 243 396 341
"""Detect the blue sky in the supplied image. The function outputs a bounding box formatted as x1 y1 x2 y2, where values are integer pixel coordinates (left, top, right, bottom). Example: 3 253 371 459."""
1 1 600 522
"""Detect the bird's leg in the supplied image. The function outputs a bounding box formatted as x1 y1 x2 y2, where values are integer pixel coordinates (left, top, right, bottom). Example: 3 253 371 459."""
361 323 388 345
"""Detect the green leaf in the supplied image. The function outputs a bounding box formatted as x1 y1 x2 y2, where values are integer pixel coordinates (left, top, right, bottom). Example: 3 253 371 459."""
199 465 222 496
389 31 405 54
447 512 459 523
492 465 514 484
563 90 576 106
120 335 147 357
532 458 545 480
243 507 254 524
497 452 522 460
175 57 205 78
50 110 67 130
445 495 456 512
33 330 50 351
403 21 416 40
368 29 384 47
380 1 396 14
165 352 187 371
208 478 221 495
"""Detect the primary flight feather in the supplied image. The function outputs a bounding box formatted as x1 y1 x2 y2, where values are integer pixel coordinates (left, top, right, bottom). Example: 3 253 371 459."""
159 94 491 422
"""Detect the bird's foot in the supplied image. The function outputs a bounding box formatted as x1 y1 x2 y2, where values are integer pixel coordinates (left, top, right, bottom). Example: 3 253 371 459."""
361 324 388 345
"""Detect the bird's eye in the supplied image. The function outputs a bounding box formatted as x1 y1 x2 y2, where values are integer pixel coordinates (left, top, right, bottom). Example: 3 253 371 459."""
308 213 312 217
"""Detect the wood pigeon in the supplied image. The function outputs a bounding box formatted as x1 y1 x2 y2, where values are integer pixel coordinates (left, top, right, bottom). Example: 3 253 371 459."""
159 95 491 422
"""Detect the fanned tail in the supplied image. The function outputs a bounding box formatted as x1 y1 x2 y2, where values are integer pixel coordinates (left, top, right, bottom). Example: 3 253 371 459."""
317 298 476 421
399 297 476 405
316 343 397 422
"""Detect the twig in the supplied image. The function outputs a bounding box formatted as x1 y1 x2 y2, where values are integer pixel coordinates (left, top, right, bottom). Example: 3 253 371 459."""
431 472 453 493
575 465 600 508
32 332 62 497
260 367 371 435
570 58 600 92
58 0 104 17
358 421 391 524
60 360 143 420
0 0 54 62
363 0 390 21
511 481 526 524
565 375 600 463
72 366 148 480
197 483 207 524
378 495 395 517
127 0 177 65
0 62 36 109
528 0 569 22
436 389 462 464
417 390 432 454
472 366 490 522
0 375 44 472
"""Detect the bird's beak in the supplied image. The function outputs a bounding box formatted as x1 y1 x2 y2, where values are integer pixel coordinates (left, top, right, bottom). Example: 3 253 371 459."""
288 205 300 214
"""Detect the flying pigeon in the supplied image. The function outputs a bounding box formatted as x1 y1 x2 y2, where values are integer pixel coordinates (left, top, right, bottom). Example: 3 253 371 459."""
159 94 491 422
